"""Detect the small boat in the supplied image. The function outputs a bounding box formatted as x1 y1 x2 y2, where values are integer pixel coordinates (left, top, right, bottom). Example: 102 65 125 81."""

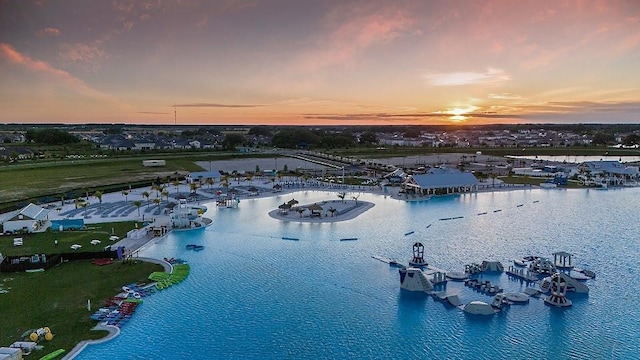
185 244 197 250
193 245 205 251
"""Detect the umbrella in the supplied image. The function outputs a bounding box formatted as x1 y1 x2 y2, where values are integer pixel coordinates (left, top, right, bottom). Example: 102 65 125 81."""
307 203 323 211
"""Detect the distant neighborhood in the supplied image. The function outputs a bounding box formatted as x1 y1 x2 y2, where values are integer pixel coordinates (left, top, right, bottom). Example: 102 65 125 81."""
0 124 639 162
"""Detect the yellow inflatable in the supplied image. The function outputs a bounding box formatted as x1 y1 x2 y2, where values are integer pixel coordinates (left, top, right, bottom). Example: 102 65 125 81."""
45 332 54 341
44 326 51 333
30 332 38 341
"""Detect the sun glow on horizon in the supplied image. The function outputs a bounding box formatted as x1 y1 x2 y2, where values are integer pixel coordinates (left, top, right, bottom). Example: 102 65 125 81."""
440 106 479 123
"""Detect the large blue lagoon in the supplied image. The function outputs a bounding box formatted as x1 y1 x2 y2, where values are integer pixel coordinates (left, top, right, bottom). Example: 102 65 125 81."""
79 188 640 359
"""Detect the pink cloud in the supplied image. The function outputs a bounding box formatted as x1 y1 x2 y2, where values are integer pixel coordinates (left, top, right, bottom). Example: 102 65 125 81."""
59 43 105 65
37 27 61 37
0 43 128 109
295 5 414 72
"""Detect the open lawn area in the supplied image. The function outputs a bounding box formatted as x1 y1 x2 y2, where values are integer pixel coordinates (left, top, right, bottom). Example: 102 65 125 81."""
0 157 201 206
0 259 162 354
0 221 143 257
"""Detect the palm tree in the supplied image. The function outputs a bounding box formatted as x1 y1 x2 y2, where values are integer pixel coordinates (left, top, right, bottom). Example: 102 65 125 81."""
132 200 143 216
172 180 180 194
152 183 162 197
153 197 161 208
205 177 214 189
337 192 346 203
328 207 337 217
490 173 498 187
161 189 169 202
81 201 89 217
122 190 129 202
142 191 150 207
352 194 360 205
94 190 103 210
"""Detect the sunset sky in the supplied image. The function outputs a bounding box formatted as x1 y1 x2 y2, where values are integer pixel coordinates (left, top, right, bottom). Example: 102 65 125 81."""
1 0 639 126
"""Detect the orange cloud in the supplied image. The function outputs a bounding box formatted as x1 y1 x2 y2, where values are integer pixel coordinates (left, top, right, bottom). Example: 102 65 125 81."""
0 43 128 110
423 68 511 86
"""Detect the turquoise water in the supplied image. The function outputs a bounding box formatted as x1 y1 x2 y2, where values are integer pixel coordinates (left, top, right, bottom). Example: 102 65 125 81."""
78 188 640 359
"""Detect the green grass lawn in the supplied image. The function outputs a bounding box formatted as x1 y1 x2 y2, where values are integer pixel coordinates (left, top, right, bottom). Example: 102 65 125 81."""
0 259 162 353
0 157 200 205
0 152 279 210
0 221 142 257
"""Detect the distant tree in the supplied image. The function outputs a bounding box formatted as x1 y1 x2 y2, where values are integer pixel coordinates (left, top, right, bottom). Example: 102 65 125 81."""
404 129 421 138
337 192 346 202
122 190 129 202
25 129 80 145
359 131 378 144
622 134 640 146
222 133 245 150
272 128 321 148
103 126 122 135
248 126 273 136
591 132 615 145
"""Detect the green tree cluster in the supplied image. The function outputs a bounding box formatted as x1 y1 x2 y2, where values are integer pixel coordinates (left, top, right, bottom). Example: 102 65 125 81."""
25 129 80 145
271 128 355 148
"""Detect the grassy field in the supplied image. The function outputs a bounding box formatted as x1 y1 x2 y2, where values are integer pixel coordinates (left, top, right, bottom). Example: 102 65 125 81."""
0 221 142 257
0 259 162 353
0 157 200 206
0 152 278 210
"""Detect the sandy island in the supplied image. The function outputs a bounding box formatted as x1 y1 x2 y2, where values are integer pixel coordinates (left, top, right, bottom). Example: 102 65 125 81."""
268 199 375 223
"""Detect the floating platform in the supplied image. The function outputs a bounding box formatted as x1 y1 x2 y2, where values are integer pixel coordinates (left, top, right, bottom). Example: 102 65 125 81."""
506 266 539 282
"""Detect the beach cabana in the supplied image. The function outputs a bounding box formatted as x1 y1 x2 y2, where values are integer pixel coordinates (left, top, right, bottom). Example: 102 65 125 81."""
307 203 323 218
278 203 291 214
